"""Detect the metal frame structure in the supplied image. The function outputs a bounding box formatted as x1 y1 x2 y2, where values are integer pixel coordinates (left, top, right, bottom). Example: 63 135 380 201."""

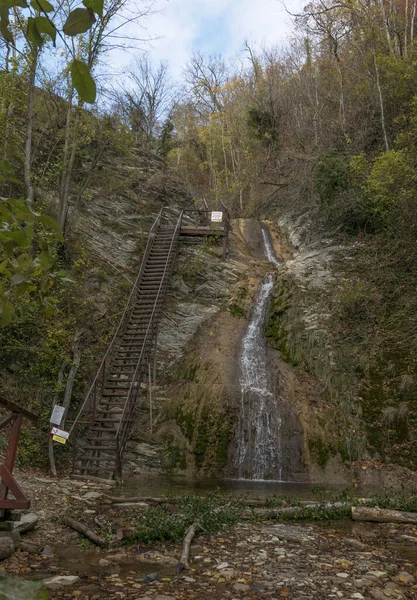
0 397 38 514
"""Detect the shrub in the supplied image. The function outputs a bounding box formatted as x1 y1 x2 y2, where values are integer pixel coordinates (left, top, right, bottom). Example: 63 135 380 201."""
315 151 349 204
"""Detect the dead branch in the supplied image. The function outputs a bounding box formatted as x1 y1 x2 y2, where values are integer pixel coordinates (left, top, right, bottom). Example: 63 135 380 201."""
64 516 107 547
102 495 172 505
176 522 198 574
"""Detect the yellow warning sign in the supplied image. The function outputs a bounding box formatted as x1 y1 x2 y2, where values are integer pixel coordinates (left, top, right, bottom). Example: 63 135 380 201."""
52 435 67 444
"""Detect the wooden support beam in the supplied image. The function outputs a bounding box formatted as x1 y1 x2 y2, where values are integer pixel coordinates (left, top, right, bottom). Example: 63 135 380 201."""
180 227 226 237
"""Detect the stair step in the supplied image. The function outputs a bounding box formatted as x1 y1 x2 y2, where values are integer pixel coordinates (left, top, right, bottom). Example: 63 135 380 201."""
112 360 140 364
85 435 117 441
72 474 114 483
80 445 117 451
93 417 125 422
77 464 116 473
104 383 132 388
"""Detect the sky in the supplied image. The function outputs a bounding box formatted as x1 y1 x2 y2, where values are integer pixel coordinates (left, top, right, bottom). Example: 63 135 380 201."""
116 0 304 79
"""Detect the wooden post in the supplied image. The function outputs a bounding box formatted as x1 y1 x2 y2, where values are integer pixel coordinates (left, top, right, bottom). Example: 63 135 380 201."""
153 331 158 389
115 446 122 484
148 362 153 433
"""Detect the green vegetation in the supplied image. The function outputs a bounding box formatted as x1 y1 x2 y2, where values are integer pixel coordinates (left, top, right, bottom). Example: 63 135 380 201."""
228 284 248 318
165 439 187 470
125 491 242 544
193 405 233 471
308 439 331 467
111 489 417 546
265 278 298 366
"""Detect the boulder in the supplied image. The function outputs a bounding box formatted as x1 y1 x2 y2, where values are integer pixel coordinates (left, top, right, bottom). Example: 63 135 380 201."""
42 575 80 590
0 531 20 549
14 513 38 534
0 537 14 560
83 491 102 501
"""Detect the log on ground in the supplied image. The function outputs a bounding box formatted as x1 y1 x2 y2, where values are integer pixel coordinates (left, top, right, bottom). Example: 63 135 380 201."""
176 523 198 574
352 506 417 524
64 516 107 547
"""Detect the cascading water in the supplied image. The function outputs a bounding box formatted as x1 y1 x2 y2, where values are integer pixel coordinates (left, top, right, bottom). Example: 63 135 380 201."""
234 272 284 480
261 227 281 268
233 227 283 480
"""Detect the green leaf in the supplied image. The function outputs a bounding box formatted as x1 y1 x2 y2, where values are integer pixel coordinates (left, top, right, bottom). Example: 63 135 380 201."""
63 7 95 36
0 259 10 276
34 15 56 43
0 7 13 43
0 0 28 8
82 0 103 17
70 59 96 104
30 0 53 12
11 272 29 286
12 203 35 222
5 229 31 247
38 250 54 268
37 214 61 232
26 16 43 46
16 253 32 269
0 299 14 327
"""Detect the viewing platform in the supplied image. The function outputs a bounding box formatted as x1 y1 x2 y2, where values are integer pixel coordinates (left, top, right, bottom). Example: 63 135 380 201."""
180 207 230 238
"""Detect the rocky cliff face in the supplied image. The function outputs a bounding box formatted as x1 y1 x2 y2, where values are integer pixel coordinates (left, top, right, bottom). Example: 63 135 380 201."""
136 220 310 481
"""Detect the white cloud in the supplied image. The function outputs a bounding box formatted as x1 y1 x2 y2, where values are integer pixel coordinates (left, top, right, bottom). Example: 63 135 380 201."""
109 0 304 80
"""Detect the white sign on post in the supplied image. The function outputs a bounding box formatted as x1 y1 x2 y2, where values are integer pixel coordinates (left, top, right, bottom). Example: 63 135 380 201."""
50 426 69 445
50 405 65 426
211 211 223 223
51 427 69 439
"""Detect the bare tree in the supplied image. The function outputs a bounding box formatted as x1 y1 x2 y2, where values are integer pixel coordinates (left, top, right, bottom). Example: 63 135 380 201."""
185 51 227 114
113 56 174 145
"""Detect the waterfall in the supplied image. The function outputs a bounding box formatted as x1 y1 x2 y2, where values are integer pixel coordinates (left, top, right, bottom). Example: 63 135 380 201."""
234 229 283 480
261 227 280 268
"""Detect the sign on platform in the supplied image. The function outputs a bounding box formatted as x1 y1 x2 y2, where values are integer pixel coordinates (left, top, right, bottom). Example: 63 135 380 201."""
51 427 69 440
50 405 65 426
211 211 223 223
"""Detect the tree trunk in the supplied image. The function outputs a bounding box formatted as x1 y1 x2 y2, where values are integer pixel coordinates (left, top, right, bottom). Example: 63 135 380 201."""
24 47 38 207
49 359 69 477
59 91 79 233
373 53 390 152
411 0 416 50
379 0 395 55
61 331 83 427
352 506 417 524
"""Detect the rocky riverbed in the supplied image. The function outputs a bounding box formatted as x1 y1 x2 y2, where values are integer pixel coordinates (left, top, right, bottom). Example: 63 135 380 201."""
2 475 417 599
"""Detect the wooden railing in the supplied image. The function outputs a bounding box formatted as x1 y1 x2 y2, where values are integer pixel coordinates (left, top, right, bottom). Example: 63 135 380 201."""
68 209 165 445
114 210 183 480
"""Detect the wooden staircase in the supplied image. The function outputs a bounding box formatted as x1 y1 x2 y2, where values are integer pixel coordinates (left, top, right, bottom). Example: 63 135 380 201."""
69 209 183 481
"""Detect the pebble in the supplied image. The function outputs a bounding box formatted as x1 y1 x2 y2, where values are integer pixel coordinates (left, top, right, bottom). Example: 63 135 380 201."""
42 575 80 590
233 583 250 592
337 573 349 579
392 571 415 585
83 491 102 501
143 573 159 583
366 571 389 580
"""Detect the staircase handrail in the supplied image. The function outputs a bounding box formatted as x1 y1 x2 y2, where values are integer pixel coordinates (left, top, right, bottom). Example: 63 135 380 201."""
115 210 184 459
69 208 164 437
